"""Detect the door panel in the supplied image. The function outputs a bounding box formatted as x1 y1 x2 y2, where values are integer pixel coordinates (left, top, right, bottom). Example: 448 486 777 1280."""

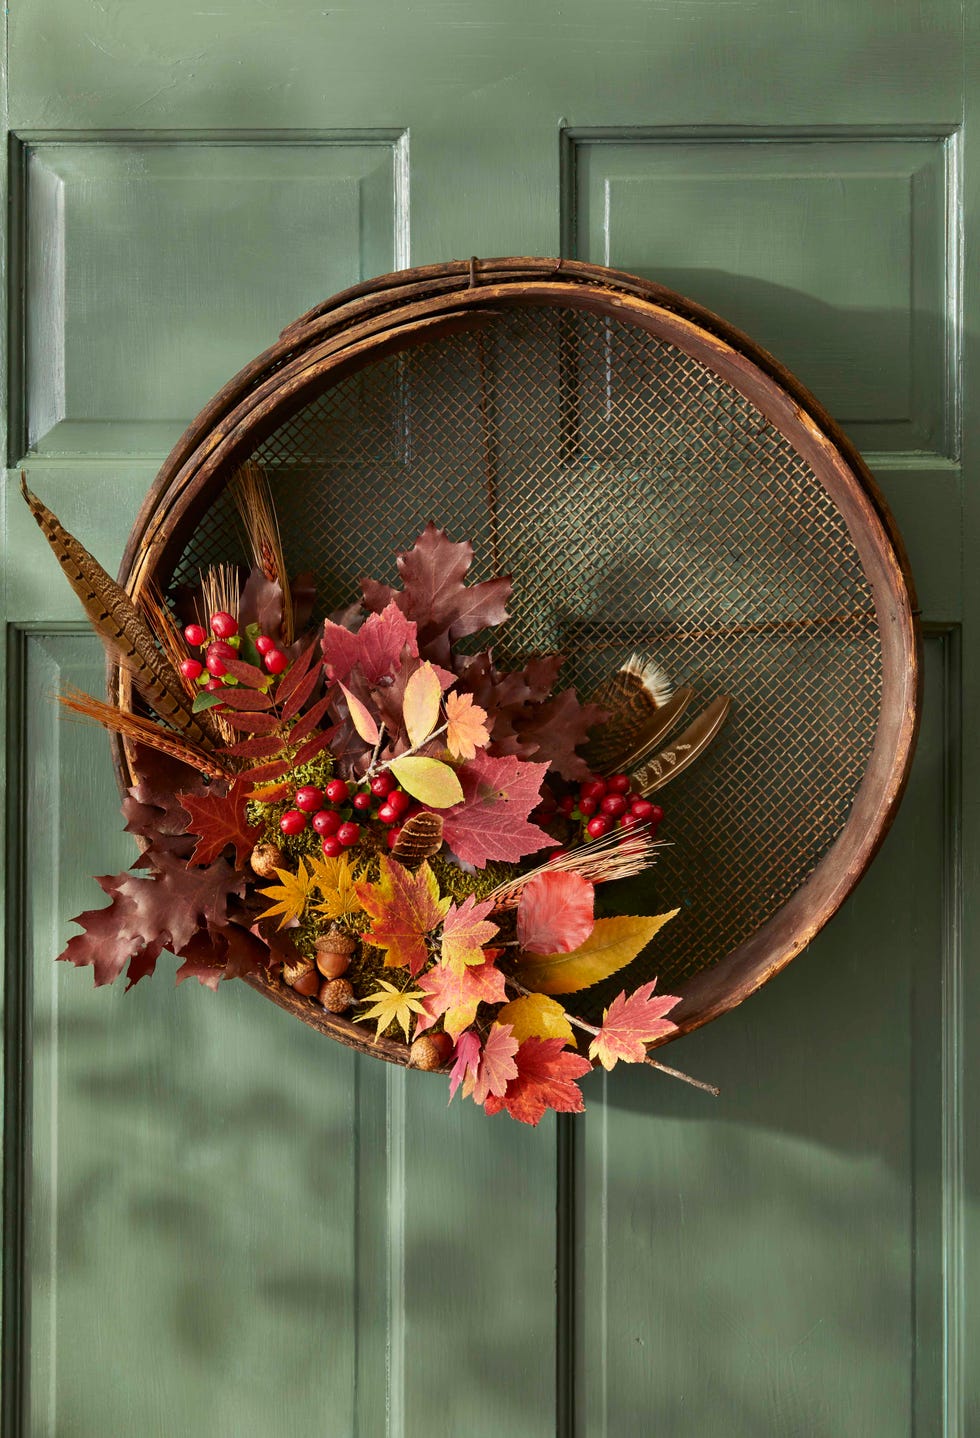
2 2 974 1436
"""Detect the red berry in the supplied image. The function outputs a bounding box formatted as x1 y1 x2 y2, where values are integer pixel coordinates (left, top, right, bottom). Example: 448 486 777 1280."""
255 634 275 655
547 848 569 862
648 804 665 824
377 803 398 825
578 796 598 816
336 821 360 847
607 774 631 795
600 794 628 819
387 789 411 816
586 815 610 838
179 658 204 681
206 641 236 676
320 835 343 858
370 772 394 798
264 649 288 675
312 809 341 836
205 676 225 693
279 809 307 836
210 611 238 639
386 826 403 850
325 778 349 805
630 798 656 821
580 778 607 803
558 794 576 816
352 791 373 813
295 785 323 812
619 812 642 829
183 623 207 648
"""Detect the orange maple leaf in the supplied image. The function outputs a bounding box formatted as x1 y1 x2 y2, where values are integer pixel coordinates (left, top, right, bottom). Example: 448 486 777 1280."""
588 980 680 1071
440 895 499 974
444 689 491 761
355 857 450 976
417 957 507 1040
484 1036 593 1126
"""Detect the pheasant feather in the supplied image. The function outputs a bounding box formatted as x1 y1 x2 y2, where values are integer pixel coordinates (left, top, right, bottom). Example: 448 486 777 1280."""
21 477 220 749
584 653 679 775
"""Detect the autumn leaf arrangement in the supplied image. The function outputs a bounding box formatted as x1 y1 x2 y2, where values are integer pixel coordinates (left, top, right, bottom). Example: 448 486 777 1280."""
23 464 729 1123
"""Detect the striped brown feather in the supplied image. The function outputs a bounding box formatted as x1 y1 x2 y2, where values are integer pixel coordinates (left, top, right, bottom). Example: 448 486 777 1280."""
391 812 444 869
583 653 675 774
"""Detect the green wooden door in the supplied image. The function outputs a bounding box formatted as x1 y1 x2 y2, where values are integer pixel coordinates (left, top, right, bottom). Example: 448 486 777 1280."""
2 4 975 1435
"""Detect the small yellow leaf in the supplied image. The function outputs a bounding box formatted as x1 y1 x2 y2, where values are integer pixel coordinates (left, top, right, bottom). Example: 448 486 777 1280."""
389 755 464 808
514 911 679 995
402 661 442 748
340 683 380 744
497 993 576 1047
257 860 313 930
445 689 491 761
308 852 364 923
357 980 427 1042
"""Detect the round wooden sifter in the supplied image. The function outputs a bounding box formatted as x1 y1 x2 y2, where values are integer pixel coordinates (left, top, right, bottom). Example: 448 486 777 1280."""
112 257 920 1054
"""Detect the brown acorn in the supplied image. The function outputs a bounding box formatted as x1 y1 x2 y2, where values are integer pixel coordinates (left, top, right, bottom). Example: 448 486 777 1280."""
408 1031 453 1071
283 954 319 996
250 841 285 878
320 978 355 1013
315 928 356 979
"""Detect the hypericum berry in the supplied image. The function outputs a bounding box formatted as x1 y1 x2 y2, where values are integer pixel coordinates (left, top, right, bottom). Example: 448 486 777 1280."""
320 835 343 858
547 848 569 861
352 791 373 813
648 804 665 824
607 774 631 795
294 785 324 812
206 640 236 676
578 796 598 816
586 815 611 839
180 658 204 681
369 772 394 798
183 623 207 647
336 821 360 847
619 813 642 829
629 798 656 821
580 778 607 803
280 809 307 836
600 794 628 819
312 809 341 836
385 826 403 849
377 803 398 825
558 794 577 816
264 649 288 675
324 778 349 805
387 789 411 817
205 676 225 692
255 634 275 656
210 611 238 639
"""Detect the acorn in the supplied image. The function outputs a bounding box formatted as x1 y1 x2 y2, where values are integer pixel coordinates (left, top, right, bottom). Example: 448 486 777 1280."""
250 841 285 878
315 928 356 979
320 978 356 1014
283 954 319 996
408 1031 453 1071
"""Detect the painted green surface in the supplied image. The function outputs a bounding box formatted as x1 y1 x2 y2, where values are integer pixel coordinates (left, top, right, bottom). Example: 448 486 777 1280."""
1 2 976 1437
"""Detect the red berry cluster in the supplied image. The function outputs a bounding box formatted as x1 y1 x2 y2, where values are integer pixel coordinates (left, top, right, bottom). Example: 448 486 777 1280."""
180 612 288 697
536 773 664 848
279 772 418 856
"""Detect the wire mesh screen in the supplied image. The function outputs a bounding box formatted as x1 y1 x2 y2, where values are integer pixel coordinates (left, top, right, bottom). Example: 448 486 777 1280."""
169 304 883 1008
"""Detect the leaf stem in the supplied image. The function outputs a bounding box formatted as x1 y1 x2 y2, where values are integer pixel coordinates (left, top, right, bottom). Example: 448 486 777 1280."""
365 721 448 780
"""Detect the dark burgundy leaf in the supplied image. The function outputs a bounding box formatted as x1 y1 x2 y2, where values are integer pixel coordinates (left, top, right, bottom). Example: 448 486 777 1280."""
286 691 334 745
280 660 321 722
292 727 336 767
221 655 269 689
220 710 281 735
178 779 262 867
224 733 288 759
275 635 321 707
213 686 274 712
240 568 285 644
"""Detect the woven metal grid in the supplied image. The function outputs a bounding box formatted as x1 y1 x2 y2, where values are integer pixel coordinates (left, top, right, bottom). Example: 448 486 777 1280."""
170 305 882 1012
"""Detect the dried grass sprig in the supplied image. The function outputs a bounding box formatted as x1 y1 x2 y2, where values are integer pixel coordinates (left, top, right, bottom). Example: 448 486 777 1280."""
231 460 293 644
58 687 231 780
140 584 196 695
486 826 663 909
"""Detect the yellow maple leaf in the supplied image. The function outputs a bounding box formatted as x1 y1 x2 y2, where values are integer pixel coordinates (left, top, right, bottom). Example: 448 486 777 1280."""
308 852 364 923
496 992 576 1046
354 857 451 975
358 980 427 1042
257 860 313 930
440 894 499 975
445 690 491 761
514 911 679 995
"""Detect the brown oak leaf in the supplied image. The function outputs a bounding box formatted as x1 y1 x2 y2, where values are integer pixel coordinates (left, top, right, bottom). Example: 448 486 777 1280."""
178 778 262 868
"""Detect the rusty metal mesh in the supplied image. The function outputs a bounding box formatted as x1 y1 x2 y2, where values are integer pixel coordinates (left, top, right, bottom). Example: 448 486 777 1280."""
169 305 882 1015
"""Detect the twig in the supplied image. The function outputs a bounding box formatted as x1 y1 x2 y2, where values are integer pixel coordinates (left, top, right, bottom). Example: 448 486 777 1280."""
506 978 718 1097
365 721 448 780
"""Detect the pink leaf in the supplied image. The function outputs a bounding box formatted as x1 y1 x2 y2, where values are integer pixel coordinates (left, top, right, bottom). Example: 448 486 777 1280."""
517 871 595 954
588 980 681 1071
449 1030 481 1101
470 1023 519 1107
436 750 556 868
322 601 419 685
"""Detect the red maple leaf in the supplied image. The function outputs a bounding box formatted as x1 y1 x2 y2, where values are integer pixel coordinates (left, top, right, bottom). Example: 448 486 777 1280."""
436 750 556 868
363 524 512 665
588 980 681 1070
355 858 450 975
322 600 419 685
483 1037 593 1126
416 957 508 1040
469 1023 519 1107
517 871 595 954
178 778 262 868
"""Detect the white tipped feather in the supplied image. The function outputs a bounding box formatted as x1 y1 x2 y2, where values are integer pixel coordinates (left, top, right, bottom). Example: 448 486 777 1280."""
622 652 673 709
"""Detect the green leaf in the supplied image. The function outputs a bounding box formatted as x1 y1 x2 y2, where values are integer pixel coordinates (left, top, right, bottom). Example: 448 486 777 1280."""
389 755 464 808
514 911 679 995
192 690 226 713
